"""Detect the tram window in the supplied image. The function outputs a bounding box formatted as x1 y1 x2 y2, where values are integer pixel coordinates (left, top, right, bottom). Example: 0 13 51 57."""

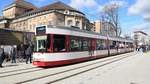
83 39 89 51
110 41 116 49
96 39 105 50
70 36 82 51
53 35 66 52
36 35 47 52
38 40 46 52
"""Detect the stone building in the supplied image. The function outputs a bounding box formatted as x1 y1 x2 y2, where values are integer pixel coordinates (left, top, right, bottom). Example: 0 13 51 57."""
0 0 92 32
0 0 93 44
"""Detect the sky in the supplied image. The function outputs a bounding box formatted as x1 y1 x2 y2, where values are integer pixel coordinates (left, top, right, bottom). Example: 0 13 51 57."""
0 0 150 37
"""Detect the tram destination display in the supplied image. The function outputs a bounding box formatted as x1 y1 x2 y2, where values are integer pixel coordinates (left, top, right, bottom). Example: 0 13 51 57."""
36 26 46 34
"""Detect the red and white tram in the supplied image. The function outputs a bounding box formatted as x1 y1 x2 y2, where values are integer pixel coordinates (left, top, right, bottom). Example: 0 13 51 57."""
32 25 134 67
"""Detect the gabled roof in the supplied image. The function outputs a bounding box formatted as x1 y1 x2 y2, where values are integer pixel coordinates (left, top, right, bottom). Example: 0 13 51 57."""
3 0 37 11
134 31 148 35
15 1 85 19
41 1 76 10
40 1 84 15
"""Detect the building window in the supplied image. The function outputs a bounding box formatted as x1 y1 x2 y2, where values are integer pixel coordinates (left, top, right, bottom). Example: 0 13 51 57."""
64 10 70 15
44 16 46 19
75 21 80 27
49 21 52 25
67 20 73 26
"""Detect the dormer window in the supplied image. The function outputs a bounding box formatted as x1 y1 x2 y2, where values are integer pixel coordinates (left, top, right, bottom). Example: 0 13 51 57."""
64 10 70 15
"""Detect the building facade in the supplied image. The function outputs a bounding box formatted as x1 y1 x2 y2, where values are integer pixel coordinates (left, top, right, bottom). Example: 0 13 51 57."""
134 31 149 46
0 0 93 32
100 21 116 37
0 0 94 45
93 20 116 37
94 20 101 33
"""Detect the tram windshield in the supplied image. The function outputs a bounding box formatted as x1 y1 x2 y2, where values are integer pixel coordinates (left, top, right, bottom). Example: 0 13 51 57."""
36 35 48 52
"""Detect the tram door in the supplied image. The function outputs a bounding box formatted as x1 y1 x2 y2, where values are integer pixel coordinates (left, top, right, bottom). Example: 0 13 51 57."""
89 39 96 56
92 39 96 56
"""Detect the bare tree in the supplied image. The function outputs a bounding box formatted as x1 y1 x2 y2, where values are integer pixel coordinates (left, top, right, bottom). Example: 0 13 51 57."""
101 3 121 37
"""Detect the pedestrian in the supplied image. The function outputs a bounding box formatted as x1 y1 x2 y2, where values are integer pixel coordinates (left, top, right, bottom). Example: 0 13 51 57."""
20 43 25 59
11 46 17 63
0 45 5 68
116 43 119 53
25 45 33 64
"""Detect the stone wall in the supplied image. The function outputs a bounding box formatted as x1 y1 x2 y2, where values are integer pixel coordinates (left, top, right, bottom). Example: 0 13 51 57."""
0 29 34 45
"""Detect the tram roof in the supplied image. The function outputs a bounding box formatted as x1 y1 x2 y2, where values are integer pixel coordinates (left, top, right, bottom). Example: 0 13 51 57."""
46 25 133 43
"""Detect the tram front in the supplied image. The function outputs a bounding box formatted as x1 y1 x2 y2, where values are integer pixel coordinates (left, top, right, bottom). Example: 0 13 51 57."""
32 26 52 66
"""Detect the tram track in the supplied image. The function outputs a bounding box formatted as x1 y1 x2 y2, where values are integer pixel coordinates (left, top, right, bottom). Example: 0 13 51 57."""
46 53 137 84
47 55 131 84
0 67 37 74
16 52 137 84
0 68 44 78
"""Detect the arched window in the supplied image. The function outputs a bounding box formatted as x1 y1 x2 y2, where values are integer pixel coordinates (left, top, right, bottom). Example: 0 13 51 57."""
67 20 73 26
75 21 80 27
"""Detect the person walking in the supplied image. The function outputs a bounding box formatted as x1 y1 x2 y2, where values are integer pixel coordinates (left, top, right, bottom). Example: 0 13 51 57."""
11 46 17 63
25 45 33 64
0 45 5 68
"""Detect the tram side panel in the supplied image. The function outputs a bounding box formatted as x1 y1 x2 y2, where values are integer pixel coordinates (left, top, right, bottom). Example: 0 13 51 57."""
95 50 109 58
109 49 118 55
33 51 97 66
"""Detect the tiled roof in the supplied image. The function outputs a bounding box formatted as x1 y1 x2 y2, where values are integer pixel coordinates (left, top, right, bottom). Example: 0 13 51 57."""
16 0 36 9
16 1 85 19
40 1 83 14
4 0 37 10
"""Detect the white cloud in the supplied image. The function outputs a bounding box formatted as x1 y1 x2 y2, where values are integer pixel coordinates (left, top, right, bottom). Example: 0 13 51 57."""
109 0 128 8
128 0 150 35
84 0 98 7
69 0 103 20
132 22 150 35
128 0 150 21
70 0 102 13
101 0 128 13
97 5 103 12
69 0 127 20
70 0 101 10
33 0 46 2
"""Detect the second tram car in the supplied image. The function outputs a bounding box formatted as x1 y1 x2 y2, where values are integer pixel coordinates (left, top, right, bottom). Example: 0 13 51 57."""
32 25 134 67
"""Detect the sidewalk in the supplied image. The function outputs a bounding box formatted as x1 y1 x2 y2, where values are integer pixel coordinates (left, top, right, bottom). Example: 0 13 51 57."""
144 51 150 56
2 58 27 68
84 51 150 84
